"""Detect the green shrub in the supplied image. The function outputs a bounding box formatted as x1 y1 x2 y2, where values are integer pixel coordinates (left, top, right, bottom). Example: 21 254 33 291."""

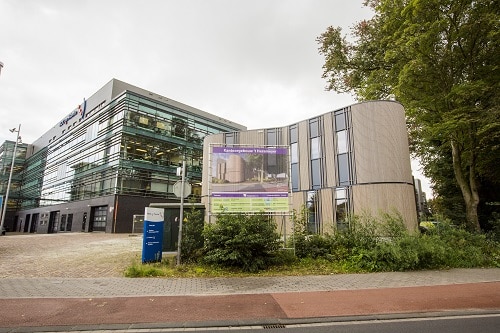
180 204 205 263
202 212 282 272
291 210 499 272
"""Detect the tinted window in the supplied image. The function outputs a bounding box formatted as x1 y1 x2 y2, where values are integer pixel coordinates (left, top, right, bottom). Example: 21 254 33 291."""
338 153 349 185
335 112 346 131
291 163 299 191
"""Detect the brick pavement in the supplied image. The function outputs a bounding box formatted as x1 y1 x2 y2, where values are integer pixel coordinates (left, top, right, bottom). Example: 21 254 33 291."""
0 233 142 278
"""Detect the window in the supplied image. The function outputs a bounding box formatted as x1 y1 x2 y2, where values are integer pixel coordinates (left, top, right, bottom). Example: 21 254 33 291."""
309 118 322 189
291 163 299 192
307 190 319 233
291 143 298 163
225 132 236 145
290 124 298 143
334 109 353 186
311 159 322 190
335 188 349 230
335 111 346 131
309 118 319 138
337 130 348 154
266 129 277 146
338 153 350 185
311 137 321 159
289 125 299 191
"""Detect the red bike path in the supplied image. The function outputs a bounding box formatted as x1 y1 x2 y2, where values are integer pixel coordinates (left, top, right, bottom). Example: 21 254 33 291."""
1 282 499 330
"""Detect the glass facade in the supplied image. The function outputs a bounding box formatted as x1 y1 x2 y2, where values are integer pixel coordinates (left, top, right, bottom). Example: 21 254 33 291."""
20 91 240 210
0 141 28 214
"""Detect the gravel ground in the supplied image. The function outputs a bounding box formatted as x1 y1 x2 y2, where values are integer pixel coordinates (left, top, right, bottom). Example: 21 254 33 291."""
0 233 143 278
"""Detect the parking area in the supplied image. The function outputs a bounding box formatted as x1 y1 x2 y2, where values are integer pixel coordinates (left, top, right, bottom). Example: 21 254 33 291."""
0 232 143 278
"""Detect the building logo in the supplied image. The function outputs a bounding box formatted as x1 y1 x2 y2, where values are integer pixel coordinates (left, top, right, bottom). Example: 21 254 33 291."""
59 99 86 127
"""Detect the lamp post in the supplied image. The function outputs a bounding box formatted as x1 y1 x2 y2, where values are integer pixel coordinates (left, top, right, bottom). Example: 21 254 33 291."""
0 124 21 235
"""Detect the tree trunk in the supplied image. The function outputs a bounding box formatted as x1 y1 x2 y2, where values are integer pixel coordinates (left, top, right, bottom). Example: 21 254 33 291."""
451 139 481 231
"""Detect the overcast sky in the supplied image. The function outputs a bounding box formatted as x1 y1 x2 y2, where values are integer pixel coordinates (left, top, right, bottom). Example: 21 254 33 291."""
0 0 432 196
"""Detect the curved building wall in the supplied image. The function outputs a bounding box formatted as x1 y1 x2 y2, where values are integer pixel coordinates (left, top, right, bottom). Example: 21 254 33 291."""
202 100 417 232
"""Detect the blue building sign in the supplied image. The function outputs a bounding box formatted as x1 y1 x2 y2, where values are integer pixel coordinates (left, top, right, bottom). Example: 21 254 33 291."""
142 207 164 263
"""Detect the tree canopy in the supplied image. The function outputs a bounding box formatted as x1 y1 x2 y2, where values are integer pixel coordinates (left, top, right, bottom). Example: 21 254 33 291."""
318 0 499 230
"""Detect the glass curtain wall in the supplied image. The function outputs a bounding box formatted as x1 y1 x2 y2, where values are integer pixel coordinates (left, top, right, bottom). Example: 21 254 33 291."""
0 141 27 211
23 91 238 209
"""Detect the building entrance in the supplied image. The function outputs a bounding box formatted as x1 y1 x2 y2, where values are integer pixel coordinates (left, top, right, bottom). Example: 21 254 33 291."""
90 206 107 232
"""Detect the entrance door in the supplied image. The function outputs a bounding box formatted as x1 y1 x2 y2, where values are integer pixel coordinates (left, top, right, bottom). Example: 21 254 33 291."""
30 213 39 233
24 214 31 232
90 206 107 232
48 211 60 233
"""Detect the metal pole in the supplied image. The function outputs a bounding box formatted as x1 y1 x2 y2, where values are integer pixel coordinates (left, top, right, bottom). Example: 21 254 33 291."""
176 159 186 265
1 124 21 234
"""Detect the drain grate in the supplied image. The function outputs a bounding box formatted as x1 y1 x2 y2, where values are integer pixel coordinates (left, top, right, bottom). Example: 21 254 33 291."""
263 324 286 329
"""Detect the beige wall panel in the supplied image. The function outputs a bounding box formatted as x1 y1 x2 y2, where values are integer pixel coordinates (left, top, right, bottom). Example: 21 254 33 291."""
319 188 335 234
238 130 265 146
321 113 336 187
351 101 413 184
352 183 418 231
291 191 305 215
280 126 289 146
297 121 310 190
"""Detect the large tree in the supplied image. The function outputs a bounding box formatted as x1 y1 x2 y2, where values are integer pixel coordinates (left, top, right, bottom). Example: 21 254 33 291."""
318 0 499 230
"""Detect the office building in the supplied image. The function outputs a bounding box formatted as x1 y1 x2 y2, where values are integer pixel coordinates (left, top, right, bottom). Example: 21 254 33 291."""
202 100 418 233
2 79 245 233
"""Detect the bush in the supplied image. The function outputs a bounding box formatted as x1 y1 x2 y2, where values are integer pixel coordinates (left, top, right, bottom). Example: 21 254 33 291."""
290 209 500 272
180 205 205 263
203 213 282 272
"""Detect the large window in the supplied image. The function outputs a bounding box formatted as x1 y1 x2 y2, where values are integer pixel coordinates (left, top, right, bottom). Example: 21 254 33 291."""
309 118 322 190
289 125 299 191
307 190 319 233
334 109 353 186
335 188 349 230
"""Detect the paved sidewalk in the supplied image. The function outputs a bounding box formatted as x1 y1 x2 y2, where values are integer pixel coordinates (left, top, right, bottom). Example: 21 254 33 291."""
1 268 500 298
0 233 499 332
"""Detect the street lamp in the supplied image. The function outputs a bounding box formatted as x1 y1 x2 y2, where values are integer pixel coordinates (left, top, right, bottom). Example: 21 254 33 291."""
0 124 21 235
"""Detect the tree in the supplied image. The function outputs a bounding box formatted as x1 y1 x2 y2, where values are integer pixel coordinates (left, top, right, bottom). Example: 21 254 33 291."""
317 0 499 230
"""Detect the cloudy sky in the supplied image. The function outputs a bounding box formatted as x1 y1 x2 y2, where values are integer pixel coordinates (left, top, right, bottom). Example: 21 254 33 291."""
0 0 432 196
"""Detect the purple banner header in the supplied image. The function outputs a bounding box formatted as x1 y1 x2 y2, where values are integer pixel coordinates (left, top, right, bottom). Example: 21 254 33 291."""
212 146 288 155
212 192 288 198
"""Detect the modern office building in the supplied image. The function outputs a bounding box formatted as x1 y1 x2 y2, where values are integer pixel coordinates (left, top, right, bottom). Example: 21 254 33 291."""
202 100 418 233
2 79 245 233
0 140 28 231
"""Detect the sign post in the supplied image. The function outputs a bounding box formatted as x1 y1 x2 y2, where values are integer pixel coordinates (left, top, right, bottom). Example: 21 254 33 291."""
142 207 164 263
175 160 191 266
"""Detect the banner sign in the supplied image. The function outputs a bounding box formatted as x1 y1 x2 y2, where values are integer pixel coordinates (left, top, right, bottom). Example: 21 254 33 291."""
210 146 290 213
142 207 164 263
